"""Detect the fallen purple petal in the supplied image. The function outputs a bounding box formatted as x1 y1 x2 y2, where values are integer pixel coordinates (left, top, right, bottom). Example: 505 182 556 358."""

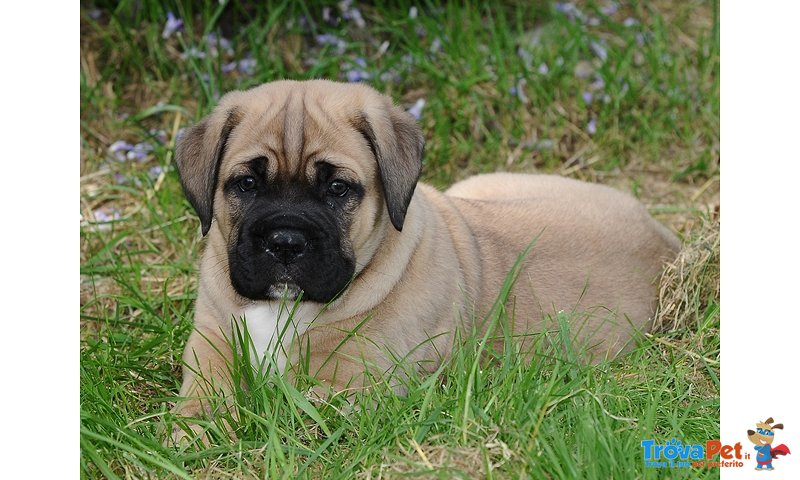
126 142 154 162
162 11 184 39
600 3 619 16
205 33 234 57
109 140 133 153
113 173 127 184
108 141 133 162
582 91 593 104
94 207 121 223
589 41 608 61
238 57 257 75
623 17 639 27
587 118 597 135
409 6 418 19
407 98 426 120
554 2 584 21
88 9 102 19
342 6 366 28
222 62 237 73
315 33 348 54
345 69 371 82
587 17 601 26
590 77 606 91
175 128 187 142
148 166 164 180
538 63 549 75
148 129 168 144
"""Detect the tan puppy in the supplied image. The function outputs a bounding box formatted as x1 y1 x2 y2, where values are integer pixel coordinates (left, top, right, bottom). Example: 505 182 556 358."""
169 79 680 442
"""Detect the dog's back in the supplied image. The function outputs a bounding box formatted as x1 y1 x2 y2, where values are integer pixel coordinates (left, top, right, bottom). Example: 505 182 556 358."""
445 173 681 359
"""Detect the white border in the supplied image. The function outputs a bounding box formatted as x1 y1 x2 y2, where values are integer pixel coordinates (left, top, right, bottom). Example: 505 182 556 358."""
722 1 800 478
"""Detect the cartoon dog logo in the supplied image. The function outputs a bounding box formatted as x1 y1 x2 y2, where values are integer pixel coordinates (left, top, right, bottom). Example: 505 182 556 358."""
747 417 791 471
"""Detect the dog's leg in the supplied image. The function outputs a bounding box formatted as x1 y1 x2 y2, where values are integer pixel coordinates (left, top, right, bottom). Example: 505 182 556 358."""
166 326 238 447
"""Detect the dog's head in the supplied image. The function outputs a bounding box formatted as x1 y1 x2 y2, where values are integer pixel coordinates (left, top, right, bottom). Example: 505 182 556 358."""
174 80 424 303
747 417 784 446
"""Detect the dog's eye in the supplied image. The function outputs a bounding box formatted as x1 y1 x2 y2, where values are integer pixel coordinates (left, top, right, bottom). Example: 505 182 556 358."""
238 176 257 192
327 180 350 197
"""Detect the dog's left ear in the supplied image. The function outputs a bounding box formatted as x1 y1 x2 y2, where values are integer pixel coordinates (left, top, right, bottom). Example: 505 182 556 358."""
772 423 784 430
353 101 424 231
174 104 242 236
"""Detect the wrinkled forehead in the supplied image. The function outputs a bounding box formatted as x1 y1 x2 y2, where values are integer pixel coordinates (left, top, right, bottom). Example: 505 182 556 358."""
220 82 376 182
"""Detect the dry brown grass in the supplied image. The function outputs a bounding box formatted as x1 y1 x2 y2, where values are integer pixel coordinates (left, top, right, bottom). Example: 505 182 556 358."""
653 210 720 333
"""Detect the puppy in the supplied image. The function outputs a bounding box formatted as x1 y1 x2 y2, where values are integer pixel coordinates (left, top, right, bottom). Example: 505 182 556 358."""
169 79 680 442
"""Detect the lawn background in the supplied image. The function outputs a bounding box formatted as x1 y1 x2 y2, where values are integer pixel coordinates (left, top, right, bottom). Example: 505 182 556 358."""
80 1 720 478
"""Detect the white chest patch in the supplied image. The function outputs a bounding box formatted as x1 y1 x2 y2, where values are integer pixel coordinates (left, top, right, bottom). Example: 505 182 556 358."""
239 301 321 374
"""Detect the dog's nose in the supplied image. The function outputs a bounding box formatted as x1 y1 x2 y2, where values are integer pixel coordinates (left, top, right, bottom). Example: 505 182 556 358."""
265 228 308 263
747 430 755 436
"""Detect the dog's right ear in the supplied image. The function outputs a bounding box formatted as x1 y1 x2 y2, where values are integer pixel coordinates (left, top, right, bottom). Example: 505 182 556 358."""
174 107 242 236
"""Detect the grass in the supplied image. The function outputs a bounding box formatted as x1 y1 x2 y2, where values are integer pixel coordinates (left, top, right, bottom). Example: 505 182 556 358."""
80 1 719 478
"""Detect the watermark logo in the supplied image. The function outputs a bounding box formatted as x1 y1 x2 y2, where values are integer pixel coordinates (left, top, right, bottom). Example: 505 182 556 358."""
642 415 793 470
746 417 791 471
641 439 747 468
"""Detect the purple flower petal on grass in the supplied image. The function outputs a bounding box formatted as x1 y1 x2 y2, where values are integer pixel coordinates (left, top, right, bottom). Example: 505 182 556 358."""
623 17 639 27
345 69 371 82
315 34 348 54
600 3 619 16
148 129 168 144
108 141 133 161
590 77 606 91
126 142 154 162
407 98 426 120
589 41 608 61
88 9 102 19
148 166 164 180
582 91 593 104
341 6 366 28
538 63 549 75
222 62 238 73
554 2 584 21
162 12 184 39
94 207 121 223
238 57 257 75
409 6 418 19
587 118 597 135
205 33 233 57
